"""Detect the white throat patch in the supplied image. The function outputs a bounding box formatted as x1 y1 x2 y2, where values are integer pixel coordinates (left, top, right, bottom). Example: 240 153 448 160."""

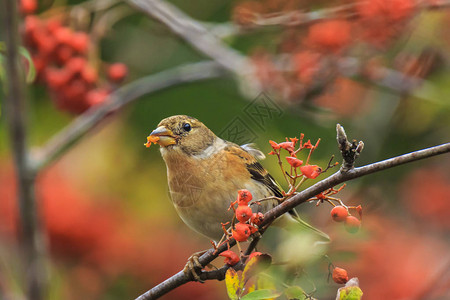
192 138 227 160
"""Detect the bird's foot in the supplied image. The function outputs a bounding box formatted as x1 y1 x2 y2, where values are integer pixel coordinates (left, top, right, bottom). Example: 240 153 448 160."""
183 250 208 283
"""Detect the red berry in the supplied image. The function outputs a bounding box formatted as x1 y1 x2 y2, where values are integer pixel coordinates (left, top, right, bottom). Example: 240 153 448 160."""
71 32 89 54
237 189 252 205
300 165 322 179
20 0 37 15
286 156 303 168
45 68 72 89
54 27 73 45
45 19 62 34
307 20 352 53
269 140 280 150
108 63 128 82
331 206 348 222
232 223 251 242
219 250 240 266
250 212 264 226
344 216 361 234
66 57 87 75
81 65 98 85
35 33 57 57
55 45 74 64
236 205 252 223
278 141 295 153
332 267 349 284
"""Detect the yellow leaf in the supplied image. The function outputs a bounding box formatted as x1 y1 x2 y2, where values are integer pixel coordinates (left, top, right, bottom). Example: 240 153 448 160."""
225 268 241 300
242 253 272 285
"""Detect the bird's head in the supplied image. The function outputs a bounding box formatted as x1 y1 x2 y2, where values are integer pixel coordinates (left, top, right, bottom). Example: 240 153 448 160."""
147 115 217 155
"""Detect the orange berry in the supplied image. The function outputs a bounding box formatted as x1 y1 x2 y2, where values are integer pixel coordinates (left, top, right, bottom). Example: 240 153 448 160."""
219 250 240 266
108 63 128 82
286 156 303 168
300 165 322 179
278 141 295 153
81 65 98 85
307 20 352 53
66 57 86 75
331 206 348 222
71 32 89 54
250 212 264 226
236 205 252 223
232 223 251 242
269 140 280 150
20 0 37 15
344 216 361 233
332 267 349 284
237 189 252 205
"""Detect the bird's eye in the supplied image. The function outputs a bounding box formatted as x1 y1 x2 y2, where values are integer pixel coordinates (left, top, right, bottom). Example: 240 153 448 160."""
183 123 191 132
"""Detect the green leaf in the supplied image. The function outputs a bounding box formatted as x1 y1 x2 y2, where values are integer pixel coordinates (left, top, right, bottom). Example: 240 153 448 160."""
256 274 276 291
19 46 36 83
0 43 36 85
225 268 240 300
242 253 272 286
339 286 363 300
240 289 282 300
284 286 306 300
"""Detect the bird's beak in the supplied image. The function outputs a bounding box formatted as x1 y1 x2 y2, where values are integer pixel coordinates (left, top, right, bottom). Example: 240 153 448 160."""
147 126 176 147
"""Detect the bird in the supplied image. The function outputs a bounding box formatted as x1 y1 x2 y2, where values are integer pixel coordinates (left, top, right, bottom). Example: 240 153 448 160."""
146 115 328 243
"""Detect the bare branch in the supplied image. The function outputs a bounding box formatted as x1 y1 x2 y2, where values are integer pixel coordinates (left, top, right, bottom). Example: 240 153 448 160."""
134 139 450 300
126 0 251 76
30 61 225 173
1 0 47 299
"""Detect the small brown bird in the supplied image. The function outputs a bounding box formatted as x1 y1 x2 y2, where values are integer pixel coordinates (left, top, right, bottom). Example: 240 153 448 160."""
147 115 327 242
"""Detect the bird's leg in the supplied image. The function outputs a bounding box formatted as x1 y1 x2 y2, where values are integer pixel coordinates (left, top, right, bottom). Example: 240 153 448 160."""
184 250 207 283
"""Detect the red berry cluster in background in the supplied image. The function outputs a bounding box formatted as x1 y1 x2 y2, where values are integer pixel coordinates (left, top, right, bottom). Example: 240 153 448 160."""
232 0 424 104
20 0 128 114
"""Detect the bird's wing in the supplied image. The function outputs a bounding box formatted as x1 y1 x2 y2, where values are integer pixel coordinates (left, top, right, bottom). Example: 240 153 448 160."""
240 143 266 160
225 141 284 198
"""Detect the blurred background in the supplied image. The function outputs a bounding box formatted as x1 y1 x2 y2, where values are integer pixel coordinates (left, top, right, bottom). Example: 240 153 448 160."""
0 0 449 299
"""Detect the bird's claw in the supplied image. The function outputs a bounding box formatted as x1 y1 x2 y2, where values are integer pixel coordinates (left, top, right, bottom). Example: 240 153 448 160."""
183 250 207 283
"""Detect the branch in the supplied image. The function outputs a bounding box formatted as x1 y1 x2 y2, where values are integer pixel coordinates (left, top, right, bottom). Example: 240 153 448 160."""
126 0 252 76
1 0 47 299
30 61 225 173
135 126 450 300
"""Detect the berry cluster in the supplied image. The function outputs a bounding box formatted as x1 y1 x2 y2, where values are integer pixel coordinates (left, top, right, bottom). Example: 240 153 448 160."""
228 190 263 243
330 205 362 234
269 134 337 195
21 6 128 114
311 187 362 234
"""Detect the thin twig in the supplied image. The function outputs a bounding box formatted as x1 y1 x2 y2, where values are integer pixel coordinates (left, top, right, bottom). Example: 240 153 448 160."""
126 0 251 76
30 61 225 173
1 0 47 299
134 137 450 300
